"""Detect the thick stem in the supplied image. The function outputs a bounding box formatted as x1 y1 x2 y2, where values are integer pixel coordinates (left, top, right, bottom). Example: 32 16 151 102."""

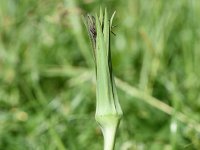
95 115 121 150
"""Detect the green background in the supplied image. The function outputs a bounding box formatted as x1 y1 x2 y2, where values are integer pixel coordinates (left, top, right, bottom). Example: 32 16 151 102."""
0 0 200 149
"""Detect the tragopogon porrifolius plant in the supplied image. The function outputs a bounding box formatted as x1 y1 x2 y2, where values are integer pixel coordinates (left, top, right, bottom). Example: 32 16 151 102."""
84 8 123 150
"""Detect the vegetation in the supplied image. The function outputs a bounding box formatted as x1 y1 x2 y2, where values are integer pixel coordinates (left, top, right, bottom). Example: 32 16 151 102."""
0 0 200 149
85 9 123 150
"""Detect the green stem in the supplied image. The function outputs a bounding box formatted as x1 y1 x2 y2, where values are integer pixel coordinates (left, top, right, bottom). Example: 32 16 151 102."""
96 115 121 150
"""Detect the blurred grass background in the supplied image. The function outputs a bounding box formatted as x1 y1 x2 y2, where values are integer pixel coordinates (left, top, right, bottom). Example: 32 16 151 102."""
0 0 200 149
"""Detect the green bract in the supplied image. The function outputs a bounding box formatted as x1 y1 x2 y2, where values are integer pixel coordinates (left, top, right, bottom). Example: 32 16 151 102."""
85 8 123 150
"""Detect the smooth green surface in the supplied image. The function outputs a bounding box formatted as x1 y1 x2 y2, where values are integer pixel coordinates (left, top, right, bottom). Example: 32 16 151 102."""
1 0 200 149
93 9 122 150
